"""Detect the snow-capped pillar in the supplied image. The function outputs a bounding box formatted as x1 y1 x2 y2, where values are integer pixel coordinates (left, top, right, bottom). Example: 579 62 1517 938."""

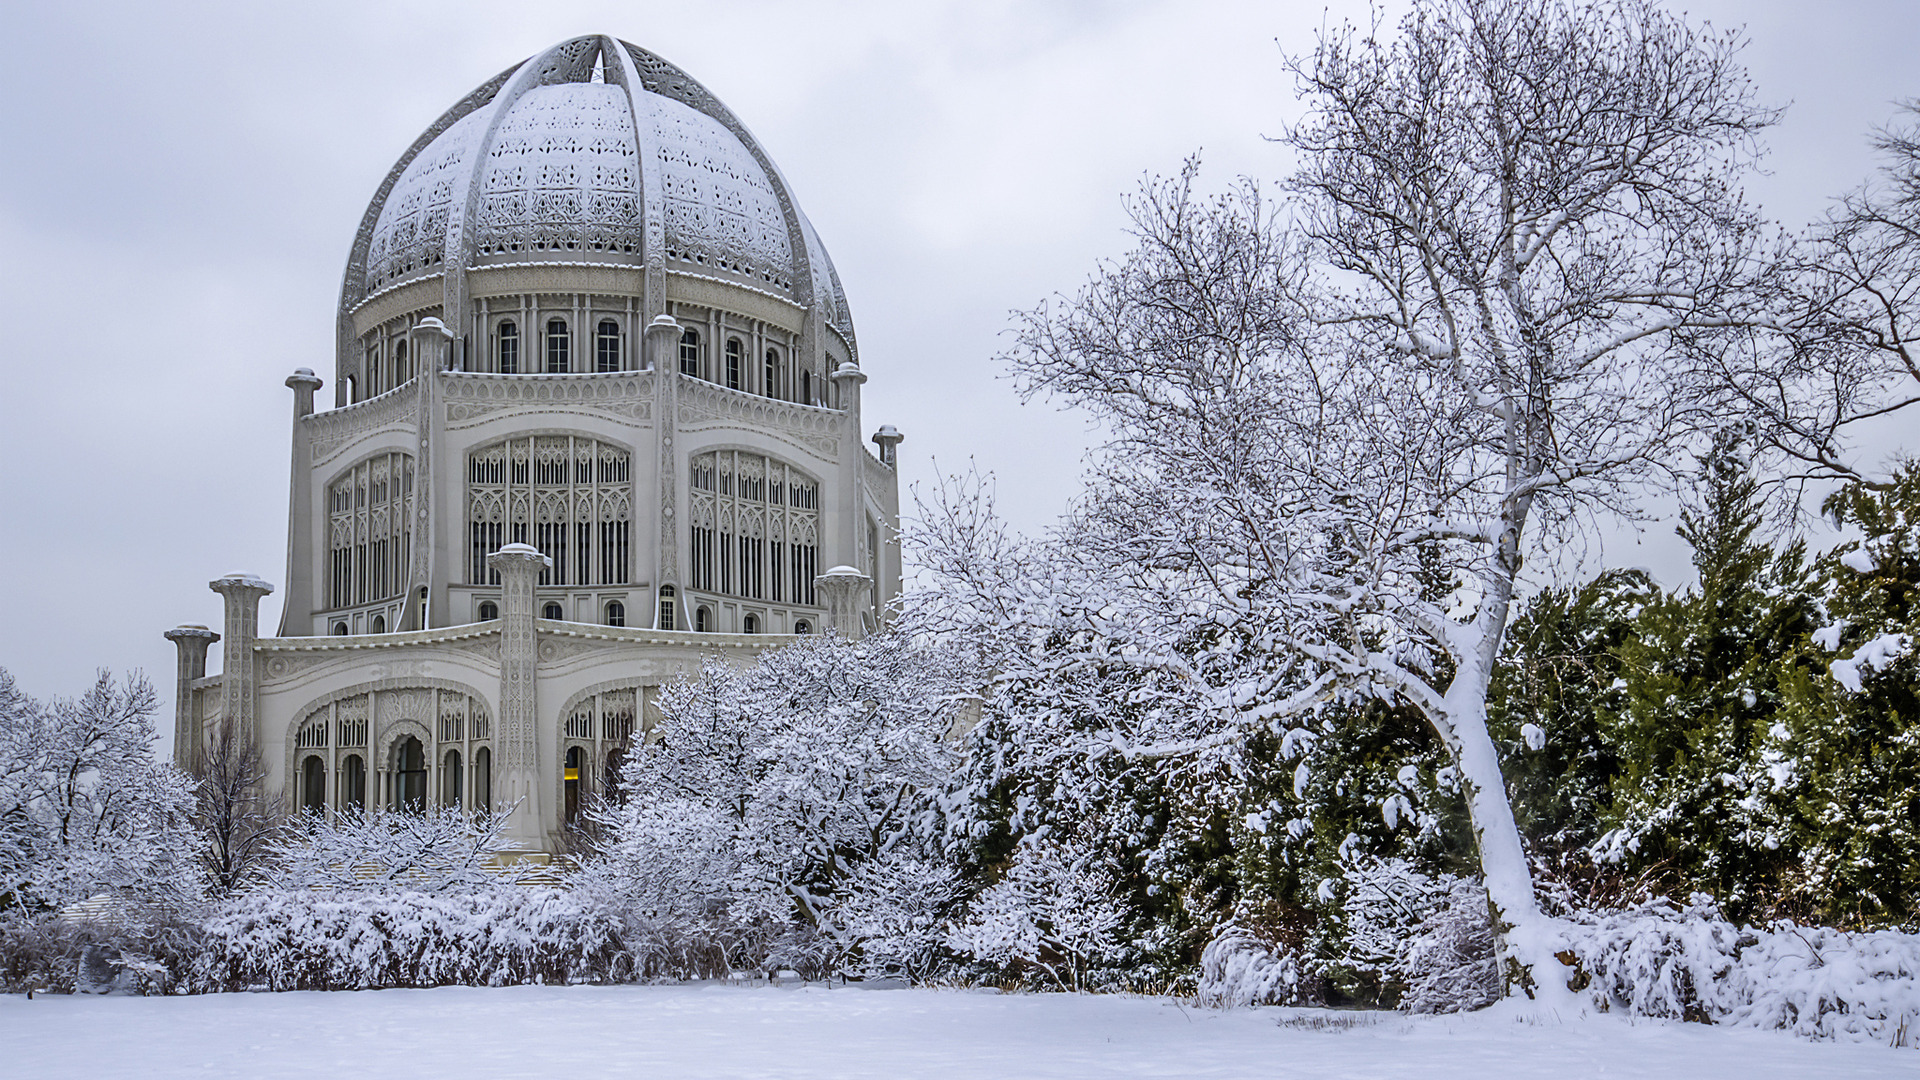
410 317 454 631
163 625 220 771
830 362 868 585
813 565 871 640
646 315 683 625
487 543 550 849
278 369 323 637
210 574 274 746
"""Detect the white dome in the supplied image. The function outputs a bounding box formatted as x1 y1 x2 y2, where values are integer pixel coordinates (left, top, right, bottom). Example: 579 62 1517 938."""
342 36 853 346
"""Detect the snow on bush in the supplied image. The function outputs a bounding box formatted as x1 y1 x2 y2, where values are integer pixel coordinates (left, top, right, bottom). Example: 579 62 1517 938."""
1395 876 1500 1013
1195 926 1309 1007
198 889 625 991
274 806 534 895
1563 897 1920 1046
949 838 1128 991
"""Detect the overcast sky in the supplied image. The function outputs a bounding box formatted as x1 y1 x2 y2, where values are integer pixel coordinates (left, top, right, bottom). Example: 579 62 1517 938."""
1 0 1916 702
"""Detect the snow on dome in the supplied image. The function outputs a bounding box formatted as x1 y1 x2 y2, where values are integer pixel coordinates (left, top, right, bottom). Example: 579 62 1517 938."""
343 35 853 346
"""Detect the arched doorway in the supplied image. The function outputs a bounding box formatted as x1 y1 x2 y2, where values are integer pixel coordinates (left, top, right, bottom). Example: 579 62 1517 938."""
564 745 585 824
300 755 326 815
442 748 463 808
391 736 426 812
342 754 366 813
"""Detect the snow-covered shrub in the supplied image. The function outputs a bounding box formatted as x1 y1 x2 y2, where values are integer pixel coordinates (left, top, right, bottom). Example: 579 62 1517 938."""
272 806 532 895
1395 876 1499 1013
1564 897 1920 1045
1195 924 1310 1007
198 888 624 991
832 854 966 983
949 838 1128 991
583 634 972 981
0 904 206 995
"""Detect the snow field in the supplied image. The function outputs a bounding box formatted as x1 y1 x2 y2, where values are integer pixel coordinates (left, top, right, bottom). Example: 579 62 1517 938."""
1 984 1912 1080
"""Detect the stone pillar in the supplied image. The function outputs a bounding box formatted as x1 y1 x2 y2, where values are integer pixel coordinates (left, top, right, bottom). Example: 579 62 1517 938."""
647 314 684 617
487 543 551 849
830 362 869 581
163 625 219 771
814 565 871 640
210 574 274 744
278 369 323 637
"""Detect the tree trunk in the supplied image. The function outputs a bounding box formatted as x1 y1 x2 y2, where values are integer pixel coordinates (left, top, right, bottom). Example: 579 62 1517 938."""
1441 681 1580 1008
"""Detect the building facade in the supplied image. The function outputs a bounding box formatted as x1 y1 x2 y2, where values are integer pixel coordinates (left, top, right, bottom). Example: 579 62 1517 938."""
165 35 902 853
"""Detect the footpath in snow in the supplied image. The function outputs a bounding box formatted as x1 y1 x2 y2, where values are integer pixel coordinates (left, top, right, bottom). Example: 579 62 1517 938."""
0 983 1910 1080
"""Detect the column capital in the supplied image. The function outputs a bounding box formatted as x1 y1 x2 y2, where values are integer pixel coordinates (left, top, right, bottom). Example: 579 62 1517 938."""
830 361 868 386
164 624 221 646
486 543 552 576
210 573 275 598
814 565 872 640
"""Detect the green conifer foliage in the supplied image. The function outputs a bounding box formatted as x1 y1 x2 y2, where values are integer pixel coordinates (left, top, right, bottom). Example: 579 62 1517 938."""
1599 434 1817 921
1767 467 1920 927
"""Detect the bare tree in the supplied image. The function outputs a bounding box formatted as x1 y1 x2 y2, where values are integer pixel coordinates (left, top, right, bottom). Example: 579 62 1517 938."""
194 719 279 896
986 0 1775 1002
1703 106 1920 490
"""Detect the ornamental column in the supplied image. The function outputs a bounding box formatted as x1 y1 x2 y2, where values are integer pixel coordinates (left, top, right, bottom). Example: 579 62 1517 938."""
278 368 323 636
830 362 869 605
487 543 551 850
813 565 872 640
163 625 220 771
646 314 684 627
209 574 274 745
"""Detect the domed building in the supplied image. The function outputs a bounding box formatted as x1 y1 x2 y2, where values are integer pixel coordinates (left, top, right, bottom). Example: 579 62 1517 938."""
164 36 903 853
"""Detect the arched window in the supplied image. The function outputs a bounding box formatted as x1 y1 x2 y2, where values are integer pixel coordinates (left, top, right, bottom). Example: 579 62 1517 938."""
695 605 710 633
656 584 676 630
725 338 743 390
688 450 819 606
442 748 462 808
328 452 415 612
546 318 570 373
801 368 812 405
543 601 564 621
606 600 625 627
596 319 621 372
393 340 409 387
473 747 492 814
743 613 759 634
564 746 585 824
478 600 498 621
764 348 780 399
679 329 700 377
497 320 519 374
391 736 426 813
371 614 386 634
301 755 326 815
342 754 366 813
794 619 811 635
332 621 349 636
467 436 631 588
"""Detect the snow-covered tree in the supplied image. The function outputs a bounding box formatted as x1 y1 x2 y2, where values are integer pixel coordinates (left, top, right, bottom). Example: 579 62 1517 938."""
194 719 279 896
274 806 531 895
0 670 199 910
582 634 976 977
949 836 1128 991
974 0 1776 999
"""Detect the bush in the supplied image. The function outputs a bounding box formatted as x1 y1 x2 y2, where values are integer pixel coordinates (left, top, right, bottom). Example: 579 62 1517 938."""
198 889 626 991
1564 897 1920 1045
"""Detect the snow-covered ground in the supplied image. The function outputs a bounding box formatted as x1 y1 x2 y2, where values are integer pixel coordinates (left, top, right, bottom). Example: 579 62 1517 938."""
1 984 1910 1079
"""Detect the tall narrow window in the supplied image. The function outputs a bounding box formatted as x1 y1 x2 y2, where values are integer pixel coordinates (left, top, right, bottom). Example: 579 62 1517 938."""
679 329 700 376
801 368 811 405
497 321 519 373
725 338 743 390
657 584 676 630
546 318 570 373
564 746 584 824
596 319 621 372
442 749 462 808
764 348 780 399
695 606 710 632
393 340 409 387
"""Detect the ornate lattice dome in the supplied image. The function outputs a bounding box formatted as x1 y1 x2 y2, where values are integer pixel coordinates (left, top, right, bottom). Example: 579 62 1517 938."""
340 35 853 348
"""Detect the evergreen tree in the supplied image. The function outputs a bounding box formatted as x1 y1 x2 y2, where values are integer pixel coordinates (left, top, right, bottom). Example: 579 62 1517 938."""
1598 433 1817 921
